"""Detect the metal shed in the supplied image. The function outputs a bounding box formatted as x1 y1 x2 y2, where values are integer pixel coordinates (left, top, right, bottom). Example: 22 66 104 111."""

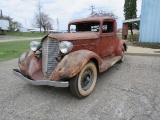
122 0 160 43
140 0 160 43
122 18 140 40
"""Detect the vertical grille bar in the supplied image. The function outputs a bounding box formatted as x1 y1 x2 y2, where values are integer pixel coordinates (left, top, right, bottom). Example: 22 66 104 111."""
42 38 59 78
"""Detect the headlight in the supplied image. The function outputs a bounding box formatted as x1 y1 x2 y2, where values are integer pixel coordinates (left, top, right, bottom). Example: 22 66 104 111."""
30 41 41 52
59 41 73 54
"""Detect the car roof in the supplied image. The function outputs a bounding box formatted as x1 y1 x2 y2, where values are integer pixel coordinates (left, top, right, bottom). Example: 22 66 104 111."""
69 17 116 24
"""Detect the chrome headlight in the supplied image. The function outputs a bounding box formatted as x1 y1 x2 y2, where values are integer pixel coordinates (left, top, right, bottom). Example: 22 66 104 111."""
30 41 41 52
59 41 73 54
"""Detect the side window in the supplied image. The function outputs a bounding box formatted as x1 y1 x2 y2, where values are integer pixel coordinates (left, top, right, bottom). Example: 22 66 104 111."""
102 22 114 33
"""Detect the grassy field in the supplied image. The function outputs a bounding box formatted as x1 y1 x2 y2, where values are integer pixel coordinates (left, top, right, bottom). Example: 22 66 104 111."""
4 31 46 38
0 40 40 62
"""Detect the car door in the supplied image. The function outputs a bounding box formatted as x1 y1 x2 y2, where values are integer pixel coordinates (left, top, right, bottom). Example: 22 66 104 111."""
99 20 115 57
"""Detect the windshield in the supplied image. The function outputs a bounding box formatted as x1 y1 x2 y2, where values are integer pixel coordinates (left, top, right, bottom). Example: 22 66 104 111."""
70 21 100 33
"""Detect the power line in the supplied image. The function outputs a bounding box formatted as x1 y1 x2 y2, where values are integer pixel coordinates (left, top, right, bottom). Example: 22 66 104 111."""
21 0 92 21
0 9 3 18
21 0 72 16
21 0 36 6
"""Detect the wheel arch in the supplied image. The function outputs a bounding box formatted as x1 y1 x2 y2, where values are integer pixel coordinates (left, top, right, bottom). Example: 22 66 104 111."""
50 50 102 81
90 58 99 73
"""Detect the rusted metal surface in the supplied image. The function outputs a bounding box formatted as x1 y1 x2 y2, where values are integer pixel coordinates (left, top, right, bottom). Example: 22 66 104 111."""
68 17 115 25
16 17 127 83
47 32 99 41
70 38 99 54
115 40 127 56
50 50 102 80
99 61 110 72
18 50 43 80
100 56 122 73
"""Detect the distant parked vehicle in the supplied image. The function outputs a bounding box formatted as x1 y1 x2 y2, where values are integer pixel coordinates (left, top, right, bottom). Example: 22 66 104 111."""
0 19 9 32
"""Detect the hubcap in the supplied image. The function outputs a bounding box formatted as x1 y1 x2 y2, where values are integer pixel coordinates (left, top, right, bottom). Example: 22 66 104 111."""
81 68 94 91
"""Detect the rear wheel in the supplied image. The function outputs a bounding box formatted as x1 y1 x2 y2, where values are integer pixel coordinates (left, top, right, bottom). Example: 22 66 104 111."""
69 62 97 98
120 49 125 63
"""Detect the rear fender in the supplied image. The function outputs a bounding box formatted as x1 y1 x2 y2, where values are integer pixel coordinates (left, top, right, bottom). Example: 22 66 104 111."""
115 40 127 56
50 50 103 81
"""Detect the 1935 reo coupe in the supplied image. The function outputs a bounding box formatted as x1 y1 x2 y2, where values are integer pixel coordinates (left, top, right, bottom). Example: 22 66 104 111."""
13 17 127 98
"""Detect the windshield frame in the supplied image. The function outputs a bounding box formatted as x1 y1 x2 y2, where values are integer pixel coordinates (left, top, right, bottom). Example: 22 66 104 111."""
68 21 101 33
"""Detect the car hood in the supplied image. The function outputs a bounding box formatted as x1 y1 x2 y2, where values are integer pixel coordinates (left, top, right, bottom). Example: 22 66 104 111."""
47 32 99 41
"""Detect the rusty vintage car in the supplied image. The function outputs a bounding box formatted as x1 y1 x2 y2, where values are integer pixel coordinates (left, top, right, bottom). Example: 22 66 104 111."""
13 17 127 98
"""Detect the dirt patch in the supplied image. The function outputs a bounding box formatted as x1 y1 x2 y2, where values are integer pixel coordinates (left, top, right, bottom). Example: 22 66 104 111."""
0 35 41 42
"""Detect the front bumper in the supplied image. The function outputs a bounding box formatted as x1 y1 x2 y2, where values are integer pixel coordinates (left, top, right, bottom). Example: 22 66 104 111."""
13 69 69 87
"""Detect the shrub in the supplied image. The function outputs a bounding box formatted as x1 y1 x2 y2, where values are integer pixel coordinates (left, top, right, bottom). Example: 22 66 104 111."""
127 34 139 42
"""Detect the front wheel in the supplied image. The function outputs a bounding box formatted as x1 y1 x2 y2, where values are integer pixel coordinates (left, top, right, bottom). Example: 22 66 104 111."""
69 62 97 98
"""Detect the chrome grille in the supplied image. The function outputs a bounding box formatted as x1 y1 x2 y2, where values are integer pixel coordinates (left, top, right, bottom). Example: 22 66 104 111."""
42 38 59 78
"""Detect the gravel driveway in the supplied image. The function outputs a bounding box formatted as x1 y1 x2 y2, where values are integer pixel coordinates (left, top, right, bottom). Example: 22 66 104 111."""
0 35 41 42
0 55 160 120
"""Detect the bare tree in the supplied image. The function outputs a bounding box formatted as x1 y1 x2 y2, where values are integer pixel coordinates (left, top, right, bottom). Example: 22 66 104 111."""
3 15 13 21
34 12 52 33
90 10 118 19
14 21 23 28
33 1 53 33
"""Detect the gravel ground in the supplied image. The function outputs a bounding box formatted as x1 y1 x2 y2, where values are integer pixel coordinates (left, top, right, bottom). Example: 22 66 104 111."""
0 35 41 42
0 55 160 120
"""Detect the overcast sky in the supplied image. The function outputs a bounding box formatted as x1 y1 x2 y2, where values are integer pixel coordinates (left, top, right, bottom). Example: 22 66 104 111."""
0 0 142 30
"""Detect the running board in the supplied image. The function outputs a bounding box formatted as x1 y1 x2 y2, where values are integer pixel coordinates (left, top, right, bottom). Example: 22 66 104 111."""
105 56 121 66
100 56 121 72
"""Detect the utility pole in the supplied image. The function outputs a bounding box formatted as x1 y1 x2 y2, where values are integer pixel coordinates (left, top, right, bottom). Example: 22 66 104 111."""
90 5 95 16
57 18 59 32
38 1 42 33
25 19 26 28
0 9 3 18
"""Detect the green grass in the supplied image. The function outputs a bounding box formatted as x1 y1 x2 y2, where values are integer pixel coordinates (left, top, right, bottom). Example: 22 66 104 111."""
132 42 160 49
0 40 40 62
4 31 46 38
127 34 139 41
117 34 122 39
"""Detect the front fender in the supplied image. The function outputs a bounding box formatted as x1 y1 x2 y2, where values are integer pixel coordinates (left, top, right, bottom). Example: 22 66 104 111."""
50 50 103 81
18 50 43 80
